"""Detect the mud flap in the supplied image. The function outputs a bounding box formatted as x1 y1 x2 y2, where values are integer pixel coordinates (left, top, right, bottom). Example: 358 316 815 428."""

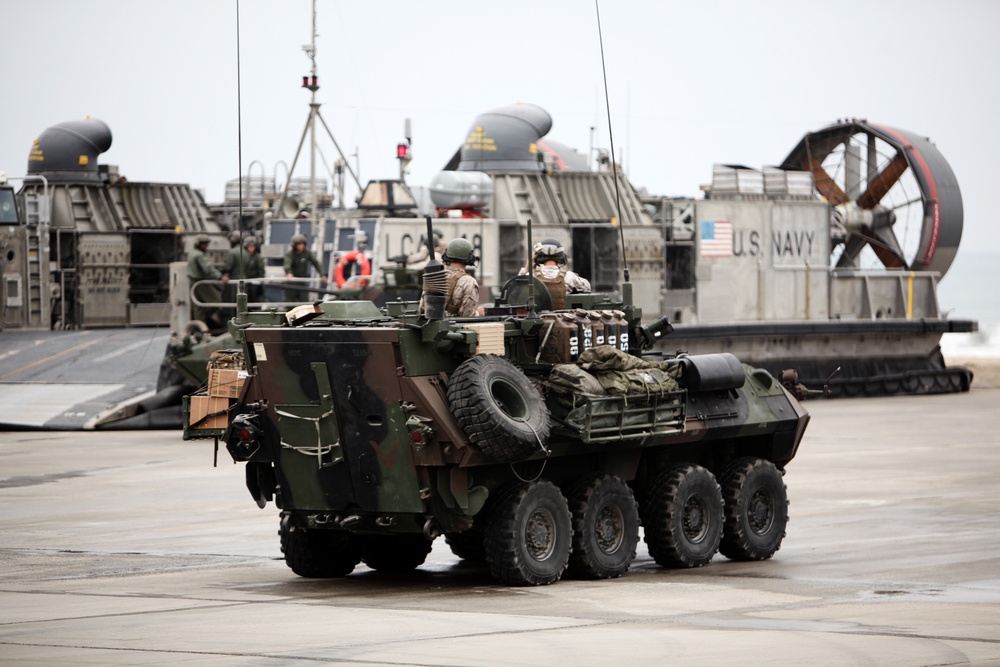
246 462 277 508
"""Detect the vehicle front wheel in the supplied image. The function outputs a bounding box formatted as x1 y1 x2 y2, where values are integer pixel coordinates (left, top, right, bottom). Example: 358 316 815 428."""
484 481 572 586
719 458 788 561
642 464 723 568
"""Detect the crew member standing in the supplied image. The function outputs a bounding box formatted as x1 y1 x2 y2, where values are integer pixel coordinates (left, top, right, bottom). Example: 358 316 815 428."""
187 234 226 327
283 233 327 304
222 235 266 304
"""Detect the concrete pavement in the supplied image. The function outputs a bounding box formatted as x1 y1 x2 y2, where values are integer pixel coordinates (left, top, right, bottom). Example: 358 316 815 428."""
2 388 999 665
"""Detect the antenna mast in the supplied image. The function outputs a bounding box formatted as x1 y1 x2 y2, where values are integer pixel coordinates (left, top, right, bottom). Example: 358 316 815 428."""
306 0 319 240
595 0 630 285
275 0 364 251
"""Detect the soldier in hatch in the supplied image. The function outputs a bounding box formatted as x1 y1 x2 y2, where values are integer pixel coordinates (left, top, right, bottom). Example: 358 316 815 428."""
520 238 591 310
403 228 446 269
283 233 327 304
423 237 482 317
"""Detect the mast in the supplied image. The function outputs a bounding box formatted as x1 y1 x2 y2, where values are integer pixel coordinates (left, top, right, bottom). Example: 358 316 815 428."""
273 0 363 272
305 0 321 256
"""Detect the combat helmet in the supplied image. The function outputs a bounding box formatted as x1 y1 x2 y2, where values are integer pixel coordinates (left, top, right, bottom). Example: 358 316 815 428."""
290 233 307 246
533 238 567 266
228 230 242 245
441 238 478 266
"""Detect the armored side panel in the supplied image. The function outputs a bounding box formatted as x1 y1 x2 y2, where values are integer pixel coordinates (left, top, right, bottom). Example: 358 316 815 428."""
245 326 426 518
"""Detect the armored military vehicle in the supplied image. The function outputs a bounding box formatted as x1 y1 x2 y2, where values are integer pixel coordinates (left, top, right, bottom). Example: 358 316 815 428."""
184 224 811 586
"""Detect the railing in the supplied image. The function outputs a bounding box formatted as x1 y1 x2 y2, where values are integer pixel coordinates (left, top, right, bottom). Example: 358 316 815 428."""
189 276 343 312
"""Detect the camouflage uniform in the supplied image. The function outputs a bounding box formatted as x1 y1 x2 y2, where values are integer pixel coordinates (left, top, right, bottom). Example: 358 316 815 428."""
520 264 592 310
445 267 481 317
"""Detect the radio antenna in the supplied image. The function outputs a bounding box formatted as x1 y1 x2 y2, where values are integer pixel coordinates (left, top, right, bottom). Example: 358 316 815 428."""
235 0 246 310
595 0 630 284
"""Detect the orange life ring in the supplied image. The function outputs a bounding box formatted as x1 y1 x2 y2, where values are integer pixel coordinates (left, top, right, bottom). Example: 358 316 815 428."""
334 250 371 287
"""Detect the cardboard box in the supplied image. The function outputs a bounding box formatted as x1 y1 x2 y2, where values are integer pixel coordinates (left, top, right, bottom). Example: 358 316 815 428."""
189 395 231 429
208 369 247 398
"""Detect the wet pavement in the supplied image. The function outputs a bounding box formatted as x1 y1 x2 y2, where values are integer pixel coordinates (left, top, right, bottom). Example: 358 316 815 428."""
1 388 999 665
0 328 169 429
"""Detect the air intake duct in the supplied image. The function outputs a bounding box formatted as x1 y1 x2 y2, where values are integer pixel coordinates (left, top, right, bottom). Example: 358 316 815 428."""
456 102 552 172
27 118 112 182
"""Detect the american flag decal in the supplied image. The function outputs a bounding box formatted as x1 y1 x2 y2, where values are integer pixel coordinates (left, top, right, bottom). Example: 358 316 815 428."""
700 220 733 257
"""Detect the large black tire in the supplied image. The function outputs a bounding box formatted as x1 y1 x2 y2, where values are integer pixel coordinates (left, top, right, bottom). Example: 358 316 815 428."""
719 458 788 561
279 521 361 578
642 464 724 568
444 530 487 562
483 481 572 586
565 474 639 579
360 534 434 573
447 354 550 463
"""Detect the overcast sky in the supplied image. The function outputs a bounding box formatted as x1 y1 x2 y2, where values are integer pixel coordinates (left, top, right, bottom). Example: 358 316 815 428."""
3 0 998 264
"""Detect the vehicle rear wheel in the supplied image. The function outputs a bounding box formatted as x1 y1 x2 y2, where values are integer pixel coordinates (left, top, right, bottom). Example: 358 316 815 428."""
279 520 361 578
447 354 550 463
484 481 572 586
445 530 487 561
565 474 639 579
642 464 723 568
719 457 788 561
360 534 434 572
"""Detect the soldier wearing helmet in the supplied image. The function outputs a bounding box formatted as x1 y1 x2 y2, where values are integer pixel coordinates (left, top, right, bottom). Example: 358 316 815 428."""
186 233 226 328
222 233 266 304
430 237 482 317
520 238 591 310
283 233 327 304
403 227 446 269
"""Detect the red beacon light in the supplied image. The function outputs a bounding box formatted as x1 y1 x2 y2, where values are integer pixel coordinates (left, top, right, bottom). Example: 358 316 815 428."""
397 142 409 160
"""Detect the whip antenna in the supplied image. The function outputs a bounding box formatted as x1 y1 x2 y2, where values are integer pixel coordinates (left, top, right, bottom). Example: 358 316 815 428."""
595 0 630 284
235 0 246 312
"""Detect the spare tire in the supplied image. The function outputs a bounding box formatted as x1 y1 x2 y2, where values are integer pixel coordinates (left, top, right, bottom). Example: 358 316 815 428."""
447 354 550 463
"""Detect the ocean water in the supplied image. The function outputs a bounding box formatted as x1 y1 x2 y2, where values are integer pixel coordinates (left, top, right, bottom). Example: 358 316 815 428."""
936 250 1000 358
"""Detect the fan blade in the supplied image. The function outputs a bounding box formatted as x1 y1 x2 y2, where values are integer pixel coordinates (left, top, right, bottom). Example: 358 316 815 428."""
836 234 867 268
858 154 908 209
859 227 907 269
807 158 849 205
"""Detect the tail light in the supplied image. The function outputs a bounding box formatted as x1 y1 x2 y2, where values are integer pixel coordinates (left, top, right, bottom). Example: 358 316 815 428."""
225 414 261 461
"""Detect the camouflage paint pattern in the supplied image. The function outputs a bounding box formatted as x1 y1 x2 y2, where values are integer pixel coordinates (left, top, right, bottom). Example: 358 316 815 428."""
187 295 810 538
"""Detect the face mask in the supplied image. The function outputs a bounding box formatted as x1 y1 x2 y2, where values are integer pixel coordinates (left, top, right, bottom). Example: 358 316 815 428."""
539 265 561 279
